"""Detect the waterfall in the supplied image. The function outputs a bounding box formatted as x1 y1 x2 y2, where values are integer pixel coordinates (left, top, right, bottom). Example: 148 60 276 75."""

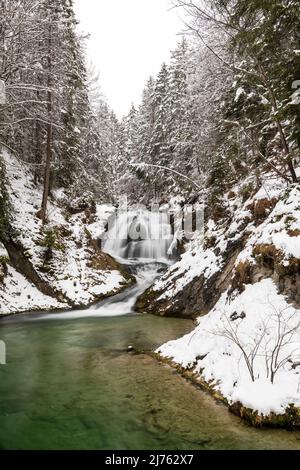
102 210 173 262
40 210 174 320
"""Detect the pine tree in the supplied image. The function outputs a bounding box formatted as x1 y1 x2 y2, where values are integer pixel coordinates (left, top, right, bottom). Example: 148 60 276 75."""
169 38 194 182
149 63 172 192
123 104 139 163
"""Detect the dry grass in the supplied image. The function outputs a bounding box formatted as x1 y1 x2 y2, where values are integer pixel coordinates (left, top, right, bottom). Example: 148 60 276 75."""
227 190 236 200
253 244 282 270
231 260 252 292
204 235 217 250
247 198 277 224
253 243 300 276
211 203 229 222
287 229 300 237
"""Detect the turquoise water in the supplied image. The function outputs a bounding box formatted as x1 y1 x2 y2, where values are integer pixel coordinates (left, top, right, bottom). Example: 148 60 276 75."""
1 312 300 450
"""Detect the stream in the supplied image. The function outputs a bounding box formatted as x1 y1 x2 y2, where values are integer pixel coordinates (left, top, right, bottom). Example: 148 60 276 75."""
1 210 300 449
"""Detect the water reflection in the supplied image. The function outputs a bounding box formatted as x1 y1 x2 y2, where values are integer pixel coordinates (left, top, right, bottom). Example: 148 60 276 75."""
1 314 300 450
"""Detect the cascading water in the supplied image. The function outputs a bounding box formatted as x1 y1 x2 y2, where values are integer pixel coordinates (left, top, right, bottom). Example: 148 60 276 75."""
42 210 174 320
102 210 173 263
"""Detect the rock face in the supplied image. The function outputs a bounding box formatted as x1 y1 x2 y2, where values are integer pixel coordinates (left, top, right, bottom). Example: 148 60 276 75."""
136 271 219 318
136 239 244 318
3 237 63 300
2 235 134 310
136 183 300 319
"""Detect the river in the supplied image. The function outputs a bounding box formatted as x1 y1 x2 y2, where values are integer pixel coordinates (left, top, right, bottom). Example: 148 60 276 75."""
1 210 300 449
1 312 300 449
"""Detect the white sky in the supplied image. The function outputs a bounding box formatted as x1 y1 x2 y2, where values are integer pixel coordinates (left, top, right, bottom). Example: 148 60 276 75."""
74 0 184 117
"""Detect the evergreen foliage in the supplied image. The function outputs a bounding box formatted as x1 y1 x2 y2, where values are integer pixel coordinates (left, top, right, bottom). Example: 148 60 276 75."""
1 0 299 211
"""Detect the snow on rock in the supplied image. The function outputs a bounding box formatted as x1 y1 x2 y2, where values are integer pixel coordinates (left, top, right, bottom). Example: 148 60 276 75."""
154 247 221 301
158 278 300 416
235 87 245 102
249 176 283 201
87 204 116 240
235 185 300 265
0 243 7 258
0 149 130 314
254 186 300 259
0 266 65 315
156 180 300 416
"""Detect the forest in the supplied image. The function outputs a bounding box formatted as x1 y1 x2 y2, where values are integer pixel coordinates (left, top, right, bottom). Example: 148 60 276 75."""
1 1 299 210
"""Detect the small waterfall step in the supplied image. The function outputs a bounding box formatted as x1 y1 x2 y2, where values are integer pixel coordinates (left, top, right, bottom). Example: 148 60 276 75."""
40 210 174 319
102 210 174 263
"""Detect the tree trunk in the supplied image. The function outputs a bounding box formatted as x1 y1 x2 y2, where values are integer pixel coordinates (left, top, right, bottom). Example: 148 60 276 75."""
275 118 297 183
40 20 53 224
34 67 43 183
34 116 42 184
257 63 297 183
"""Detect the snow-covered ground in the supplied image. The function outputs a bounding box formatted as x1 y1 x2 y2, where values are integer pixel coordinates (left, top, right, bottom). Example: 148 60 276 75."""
0 149 130 315
0 265 65 315
87 204 116 240
153 247 220 302
156 176 300 418
158 278 300 415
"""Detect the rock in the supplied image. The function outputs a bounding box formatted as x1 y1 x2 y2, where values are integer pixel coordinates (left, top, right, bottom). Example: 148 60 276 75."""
136 238 244 319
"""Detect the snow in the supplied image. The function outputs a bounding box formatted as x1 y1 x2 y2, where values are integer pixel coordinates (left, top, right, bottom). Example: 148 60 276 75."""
58 268 124 303
0 149 129 314
238 186 300 261
87 204 116 240
290 91 300 106
158 279 300 416
0 243 7 258
251 176 283 201
235 87 245 102
230 378 299 415
270 232 300 258
155 177 300 417
89 270 124 296
0 266 65 315
153 247 221 301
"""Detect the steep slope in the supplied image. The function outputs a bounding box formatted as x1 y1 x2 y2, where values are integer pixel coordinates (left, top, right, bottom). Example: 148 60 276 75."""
139 175 300 427
137 176 284 316
0 149 133 315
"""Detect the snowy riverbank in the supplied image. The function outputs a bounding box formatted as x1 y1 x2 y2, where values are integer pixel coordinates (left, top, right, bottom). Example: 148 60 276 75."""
152 177 300 427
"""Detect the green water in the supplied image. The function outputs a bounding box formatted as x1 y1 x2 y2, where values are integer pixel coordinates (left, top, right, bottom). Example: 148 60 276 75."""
1 312 300 450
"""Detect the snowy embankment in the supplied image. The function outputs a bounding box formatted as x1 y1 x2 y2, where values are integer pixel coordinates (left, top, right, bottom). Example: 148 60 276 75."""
0 150 131 315
155 177 300 425
158 279 300 416
0 265 63 315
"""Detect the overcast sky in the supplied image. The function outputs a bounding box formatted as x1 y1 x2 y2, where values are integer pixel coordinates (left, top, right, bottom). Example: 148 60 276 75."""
74 0 184 117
